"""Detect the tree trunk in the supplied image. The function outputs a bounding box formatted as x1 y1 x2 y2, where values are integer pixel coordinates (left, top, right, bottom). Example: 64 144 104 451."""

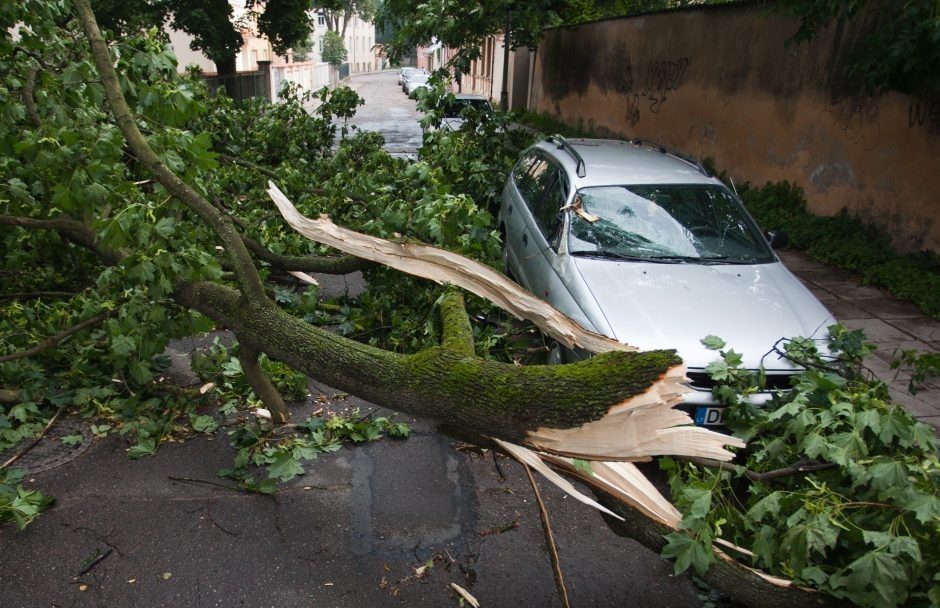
214 54 237 76
175 282 682 443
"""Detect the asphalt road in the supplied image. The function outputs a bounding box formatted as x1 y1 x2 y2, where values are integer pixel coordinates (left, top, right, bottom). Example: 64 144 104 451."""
345 71 424 156
0 74 705 608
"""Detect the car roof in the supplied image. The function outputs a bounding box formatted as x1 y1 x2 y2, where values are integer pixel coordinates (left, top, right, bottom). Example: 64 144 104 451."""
453 94 488 101
533 138 719 188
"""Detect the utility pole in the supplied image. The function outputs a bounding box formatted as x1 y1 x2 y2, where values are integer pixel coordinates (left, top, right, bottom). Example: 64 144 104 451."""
500 9 511 111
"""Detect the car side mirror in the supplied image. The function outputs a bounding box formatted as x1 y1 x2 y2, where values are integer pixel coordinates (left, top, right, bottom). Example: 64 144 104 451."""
767 230 789 249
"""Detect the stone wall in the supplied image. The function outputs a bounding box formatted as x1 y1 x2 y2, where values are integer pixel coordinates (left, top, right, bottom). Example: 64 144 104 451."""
529 1 940 253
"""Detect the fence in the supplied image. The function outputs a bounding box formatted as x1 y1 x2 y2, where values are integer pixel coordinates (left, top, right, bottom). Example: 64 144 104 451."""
203 60 337 105
271 61 331 99
204 68 269 102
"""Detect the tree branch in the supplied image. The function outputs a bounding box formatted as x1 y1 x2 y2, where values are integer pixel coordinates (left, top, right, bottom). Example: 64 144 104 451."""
71 0 268 303
241 234 373 274
681 456 839 482
438 290 475 357
237 341 289 424
0 291 80 301
218 154 370 206
522 462 570 608
0 214 124 265
23 65 42 128
0 309 114 364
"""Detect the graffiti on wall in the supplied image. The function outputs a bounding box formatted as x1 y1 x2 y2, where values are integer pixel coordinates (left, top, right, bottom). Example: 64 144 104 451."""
642 57 691 113
908 101 940 129
824 94 881 151
623 56 692 126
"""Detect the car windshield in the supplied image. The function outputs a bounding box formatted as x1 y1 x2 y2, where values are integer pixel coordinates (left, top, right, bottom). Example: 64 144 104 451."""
410 73 430 84
443 98 491 118
567 184 774 263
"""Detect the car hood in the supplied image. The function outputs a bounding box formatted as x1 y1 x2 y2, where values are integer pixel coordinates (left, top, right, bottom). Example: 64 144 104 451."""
572 258 835 371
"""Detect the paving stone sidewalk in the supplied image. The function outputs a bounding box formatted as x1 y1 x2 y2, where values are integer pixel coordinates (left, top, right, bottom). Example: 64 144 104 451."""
779 250 940 433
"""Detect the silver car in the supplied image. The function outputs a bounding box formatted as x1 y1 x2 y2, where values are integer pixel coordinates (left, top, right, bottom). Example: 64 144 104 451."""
498 137 835 425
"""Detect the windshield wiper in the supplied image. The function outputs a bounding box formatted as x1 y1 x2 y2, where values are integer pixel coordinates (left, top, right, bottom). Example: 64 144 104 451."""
571 251 700 263
647 255 734 265
570 250 651 262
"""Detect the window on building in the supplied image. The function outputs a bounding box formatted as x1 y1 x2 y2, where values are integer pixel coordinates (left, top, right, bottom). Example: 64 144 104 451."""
317 11 325 25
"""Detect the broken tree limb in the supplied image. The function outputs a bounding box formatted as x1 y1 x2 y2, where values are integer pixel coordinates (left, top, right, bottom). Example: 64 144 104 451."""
266 181 635 355
176 284 741 461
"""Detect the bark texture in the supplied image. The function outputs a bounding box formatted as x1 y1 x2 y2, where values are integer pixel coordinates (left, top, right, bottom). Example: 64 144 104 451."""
176 281 681 442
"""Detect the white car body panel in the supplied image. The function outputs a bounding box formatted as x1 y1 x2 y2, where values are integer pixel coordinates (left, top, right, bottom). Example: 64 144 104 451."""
570 257 835 370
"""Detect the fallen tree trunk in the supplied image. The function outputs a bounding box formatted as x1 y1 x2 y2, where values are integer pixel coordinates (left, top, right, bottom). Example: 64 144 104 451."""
176 282 737 461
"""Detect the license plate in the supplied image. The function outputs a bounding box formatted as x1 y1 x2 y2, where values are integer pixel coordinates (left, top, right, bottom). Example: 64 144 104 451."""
695 407 726 426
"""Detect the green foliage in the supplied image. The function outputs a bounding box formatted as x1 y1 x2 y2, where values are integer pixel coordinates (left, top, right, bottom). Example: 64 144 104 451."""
0 468 54 529
891 348 940 395
321 30 347 67
662 327 940 607
220 408 410 487
778 0 940 94
741 181 940 318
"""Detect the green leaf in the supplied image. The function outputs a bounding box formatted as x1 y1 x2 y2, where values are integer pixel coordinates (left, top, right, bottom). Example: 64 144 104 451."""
682 486 712 520
745 491 783 523
840 550 908 606
266 452 304 482
110 334 137 358
865 460 908 493
904 491 940 524
782 514 839 571
127 439 156 459
61 434 84 446
701 335 726 350
661 531 715 575
190 414 218 434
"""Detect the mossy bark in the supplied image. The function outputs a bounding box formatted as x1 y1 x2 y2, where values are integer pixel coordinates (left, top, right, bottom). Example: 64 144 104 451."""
176 281 681 441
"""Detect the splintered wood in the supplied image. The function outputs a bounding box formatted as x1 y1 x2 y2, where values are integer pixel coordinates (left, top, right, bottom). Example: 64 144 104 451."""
526 364 744 462
267 181 635 355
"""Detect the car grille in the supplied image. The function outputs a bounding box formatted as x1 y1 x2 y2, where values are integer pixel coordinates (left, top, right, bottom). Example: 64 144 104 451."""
686 371 796 392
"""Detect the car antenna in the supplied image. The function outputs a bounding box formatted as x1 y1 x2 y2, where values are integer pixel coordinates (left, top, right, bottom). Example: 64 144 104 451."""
729 176 739 196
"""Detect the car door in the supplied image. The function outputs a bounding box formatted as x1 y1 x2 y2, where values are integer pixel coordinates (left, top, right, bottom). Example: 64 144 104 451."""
502 151 546 287
522 167 567 301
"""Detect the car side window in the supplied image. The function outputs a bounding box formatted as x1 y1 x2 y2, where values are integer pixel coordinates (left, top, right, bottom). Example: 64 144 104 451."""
535 172 566 244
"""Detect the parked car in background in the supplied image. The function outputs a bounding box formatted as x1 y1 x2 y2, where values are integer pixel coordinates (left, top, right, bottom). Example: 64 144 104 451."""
439 94 492 130
397 67 425 86
498 136 836 426
405 72 431 98
401 68 429 93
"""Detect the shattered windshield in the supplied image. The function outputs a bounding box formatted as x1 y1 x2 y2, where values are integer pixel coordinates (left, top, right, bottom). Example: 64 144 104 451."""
567 185 774 263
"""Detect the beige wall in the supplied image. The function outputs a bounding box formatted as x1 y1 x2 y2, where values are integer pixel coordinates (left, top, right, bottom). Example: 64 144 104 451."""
529 3 940 253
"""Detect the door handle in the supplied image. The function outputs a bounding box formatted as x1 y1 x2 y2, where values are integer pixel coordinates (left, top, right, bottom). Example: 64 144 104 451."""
522 233 528 247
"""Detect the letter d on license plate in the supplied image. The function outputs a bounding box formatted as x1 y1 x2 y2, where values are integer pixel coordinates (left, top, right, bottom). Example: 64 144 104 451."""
695 407 726 426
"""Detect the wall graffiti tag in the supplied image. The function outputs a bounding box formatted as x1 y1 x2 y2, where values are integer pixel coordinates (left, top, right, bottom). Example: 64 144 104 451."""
642 57 691 113
625 93 641 126
623 56 692 126
908 101 940 128
824 94 880 151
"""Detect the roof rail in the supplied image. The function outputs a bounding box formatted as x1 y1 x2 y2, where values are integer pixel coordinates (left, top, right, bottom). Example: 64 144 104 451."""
546 134 586 178
630 138 711 177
